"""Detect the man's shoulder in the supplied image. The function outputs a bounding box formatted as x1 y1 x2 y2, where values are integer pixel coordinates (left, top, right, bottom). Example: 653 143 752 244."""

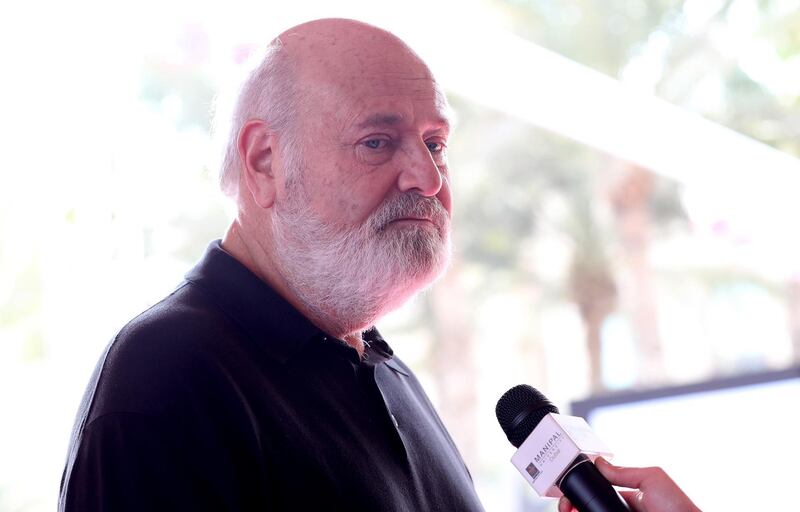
86 281 254 418
114 282 236 351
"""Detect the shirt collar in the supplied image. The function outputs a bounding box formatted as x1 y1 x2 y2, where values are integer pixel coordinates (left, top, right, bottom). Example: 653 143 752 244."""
362 328 395 366
184 240 396 367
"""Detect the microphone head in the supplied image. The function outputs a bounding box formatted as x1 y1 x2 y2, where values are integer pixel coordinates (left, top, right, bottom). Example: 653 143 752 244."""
496 384 559 448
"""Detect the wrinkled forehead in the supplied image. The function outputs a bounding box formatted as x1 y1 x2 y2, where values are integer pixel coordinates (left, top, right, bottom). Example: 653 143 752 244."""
324 79 452 140
359 82 453 131
303 62 452 132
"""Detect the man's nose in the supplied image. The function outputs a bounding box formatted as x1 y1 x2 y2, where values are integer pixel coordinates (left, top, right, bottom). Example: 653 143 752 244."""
396 139 443 197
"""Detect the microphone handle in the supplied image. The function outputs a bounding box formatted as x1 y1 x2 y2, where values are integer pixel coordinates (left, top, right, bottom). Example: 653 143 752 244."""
558 455 631 512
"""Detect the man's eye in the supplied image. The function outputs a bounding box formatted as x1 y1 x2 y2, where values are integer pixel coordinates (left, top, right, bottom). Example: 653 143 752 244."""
363 139 388 150
426 141 445 153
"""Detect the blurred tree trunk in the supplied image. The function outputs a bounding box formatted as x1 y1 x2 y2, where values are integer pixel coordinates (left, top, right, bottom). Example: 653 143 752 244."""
568 187 617 393
570 259 616 392
610 163 664 384
427 259 478 469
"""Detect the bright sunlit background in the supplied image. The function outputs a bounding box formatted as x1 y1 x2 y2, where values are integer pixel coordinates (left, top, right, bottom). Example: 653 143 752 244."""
2 0 800 510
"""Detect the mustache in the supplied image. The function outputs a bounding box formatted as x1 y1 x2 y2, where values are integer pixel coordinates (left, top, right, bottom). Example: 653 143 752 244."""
371 193 450 231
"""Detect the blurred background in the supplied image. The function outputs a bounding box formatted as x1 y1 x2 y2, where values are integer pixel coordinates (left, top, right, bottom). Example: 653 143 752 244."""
2 0 799 510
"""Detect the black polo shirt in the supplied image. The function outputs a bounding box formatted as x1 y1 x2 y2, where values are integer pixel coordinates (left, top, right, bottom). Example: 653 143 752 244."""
59 241 485 511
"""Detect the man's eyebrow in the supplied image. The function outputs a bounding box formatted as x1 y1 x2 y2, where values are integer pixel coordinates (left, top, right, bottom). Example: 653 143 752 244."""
356 114 405 129
355 113 453 133
432 115 453 134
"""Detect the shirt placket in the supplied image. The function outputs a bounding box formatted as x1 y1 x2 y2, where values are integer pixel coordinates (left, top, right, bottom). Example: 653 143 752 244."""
358 362 409 463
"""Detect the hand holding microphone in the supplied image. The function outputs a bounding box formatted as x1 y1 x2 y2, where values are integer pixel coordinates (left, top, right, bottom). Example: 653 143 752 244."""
558 458 701 512
496 384 630 511
496 384 701 512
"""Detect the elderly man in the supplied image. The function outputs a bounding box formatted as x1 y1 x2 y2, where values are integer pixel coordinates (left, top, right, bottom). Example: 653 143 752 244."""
59 18 485 511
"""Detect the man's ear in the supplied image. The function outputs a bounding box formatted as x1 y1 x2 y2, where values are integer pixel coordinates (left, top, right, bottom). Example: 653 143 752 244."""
237 119 276 209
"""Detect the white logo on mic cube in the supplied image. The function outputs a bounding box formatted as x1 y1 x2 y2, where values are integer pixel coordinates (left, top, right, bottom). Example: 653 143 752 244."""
511 413 614 498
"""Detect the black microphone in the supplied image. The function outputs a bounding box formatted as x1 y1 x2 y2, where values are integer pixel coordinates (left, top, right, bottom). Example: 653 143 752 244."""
496 384 630 512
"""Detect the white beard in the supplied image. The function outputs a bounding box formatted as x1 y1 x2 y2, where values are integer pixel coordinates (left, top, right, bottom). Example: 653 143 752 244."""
270 177 452 336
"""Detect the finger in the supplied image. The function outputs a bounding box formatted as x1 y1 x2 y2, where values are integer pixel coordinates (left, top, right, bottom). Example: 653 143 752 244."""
595 457 653 490
558 496 574 512
618 490 645 511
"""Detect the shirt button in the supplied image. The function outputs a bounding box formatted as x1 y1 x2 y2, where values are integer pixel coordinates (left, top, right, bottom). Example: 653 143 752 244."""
390 413 399 428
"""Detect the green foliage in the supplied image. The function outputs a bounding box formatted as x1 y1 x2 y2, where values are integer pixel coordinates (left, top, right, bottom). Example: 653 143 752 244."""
448 92 687 296
494 0 800 159
496 0 686 75
450 95 607 271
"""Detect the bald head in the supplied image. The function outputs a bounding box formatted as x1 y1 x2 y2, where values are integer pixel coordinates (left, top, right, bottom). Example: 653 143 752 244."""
280 19 432 89
218 19 440 199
